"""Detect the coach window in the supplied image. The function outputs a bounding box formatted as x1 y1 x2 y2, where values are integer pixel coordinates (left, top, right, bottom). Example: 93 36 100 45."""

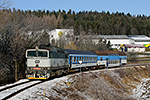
80 57 81 61
74 57 76 62
101 57 103 61
82 57 83 61
95 57 96 61
72 57 74 62
85 57 87 61
92 57 94 61
77 57 79 62
83 57 85 62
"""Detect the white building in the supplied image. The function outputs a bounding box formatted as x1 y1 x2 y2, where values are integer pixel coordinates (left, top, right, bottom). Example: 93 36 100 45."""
128 35 150 44
48 29 74 43
47 29 150 52
75 35 130 49
101 35 130 49
120 44 146 52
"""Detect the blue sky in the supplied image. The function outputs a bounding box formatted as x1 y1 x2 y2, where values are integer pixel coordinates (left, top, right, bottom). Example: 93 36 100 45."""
11 0 150 16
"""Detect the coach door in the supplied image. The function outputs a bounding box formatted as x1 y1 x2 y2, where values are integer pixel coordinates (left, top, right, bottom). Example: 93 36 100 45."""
106 58 108 67
69 56 72 67
120 58 121 66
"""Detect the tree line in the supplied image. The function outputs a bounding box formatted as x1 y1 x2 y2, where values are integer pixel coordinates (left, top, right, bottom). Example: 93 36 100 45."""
3 8 150 36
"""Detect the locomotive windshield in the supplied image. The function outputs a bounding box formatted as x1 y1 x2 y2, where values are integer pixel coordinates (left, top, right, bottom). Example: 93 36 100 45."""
27 50 48 57
27 51 36 57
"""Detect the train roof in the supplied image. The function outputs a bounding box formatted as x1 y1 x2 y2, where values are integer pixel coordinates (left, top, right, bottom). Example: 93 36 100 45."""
37 45 65 53
36 46 97 55
63 49 97 55
95 50 126 56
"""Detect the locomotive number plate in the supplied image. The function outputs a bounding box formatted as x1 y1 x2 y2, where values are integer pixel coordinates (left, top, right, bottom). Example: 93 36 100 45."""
33 68 41 70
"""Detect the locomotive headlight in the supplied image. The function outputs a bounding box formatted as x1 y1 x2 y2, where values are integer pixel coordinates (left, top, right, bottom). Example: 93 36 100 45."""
27 67 33 70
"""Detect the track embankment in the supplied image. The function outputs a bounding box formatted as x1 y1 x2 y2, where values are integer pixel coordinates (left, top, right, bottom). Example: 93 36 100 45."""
47 65 150 100
10 65 150 100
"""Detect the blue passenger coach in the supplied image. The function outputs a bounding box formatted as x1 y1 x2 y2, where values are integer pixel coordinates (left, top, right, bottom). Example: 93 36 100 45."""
64 49 97 69
95 51 127 67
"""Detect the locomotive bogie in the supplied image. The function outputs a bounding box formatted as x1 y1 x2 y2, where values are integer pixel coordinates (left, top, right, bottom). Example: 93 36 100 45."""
26 67 51 79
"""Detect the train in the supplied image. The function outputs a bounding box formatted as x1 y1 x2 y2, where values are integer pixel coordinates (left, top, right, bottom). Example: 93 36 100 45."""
25 45 127 79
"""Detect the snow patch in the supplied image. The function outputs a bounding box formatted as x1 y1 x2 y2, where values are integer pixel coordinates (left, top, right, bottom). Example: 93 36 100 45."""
132 78 150 99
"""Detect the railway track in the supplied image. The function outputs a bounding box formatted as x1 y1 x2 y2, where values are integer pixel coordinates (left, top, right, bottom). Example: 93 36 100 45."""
0 63 149 100
0 80 44 100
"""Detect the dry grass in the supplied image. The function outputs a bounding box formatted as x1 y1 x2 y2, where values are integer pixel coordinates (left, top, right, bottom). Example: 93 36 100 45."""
33 66 150 100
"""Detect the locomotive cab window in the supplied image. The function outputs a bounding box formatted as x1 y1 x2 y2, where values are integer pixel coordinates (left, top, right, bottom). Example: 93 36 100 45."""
38 51 48 57
27 51 36 57
27 50 48 57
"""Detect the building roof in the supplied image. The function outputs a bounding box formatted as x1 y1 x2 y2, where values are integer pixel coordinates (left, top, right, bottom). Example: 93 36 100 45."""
101 35 129 39
75 35 129 39
49 29 74 33
123 44 145 48
95 50 126 56
127 35 150 41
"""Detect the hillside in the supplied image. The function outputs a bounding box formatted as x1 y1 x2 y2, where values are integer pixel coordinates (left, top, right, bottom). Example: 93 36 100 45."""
11 65 150 100
1 9 150 83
